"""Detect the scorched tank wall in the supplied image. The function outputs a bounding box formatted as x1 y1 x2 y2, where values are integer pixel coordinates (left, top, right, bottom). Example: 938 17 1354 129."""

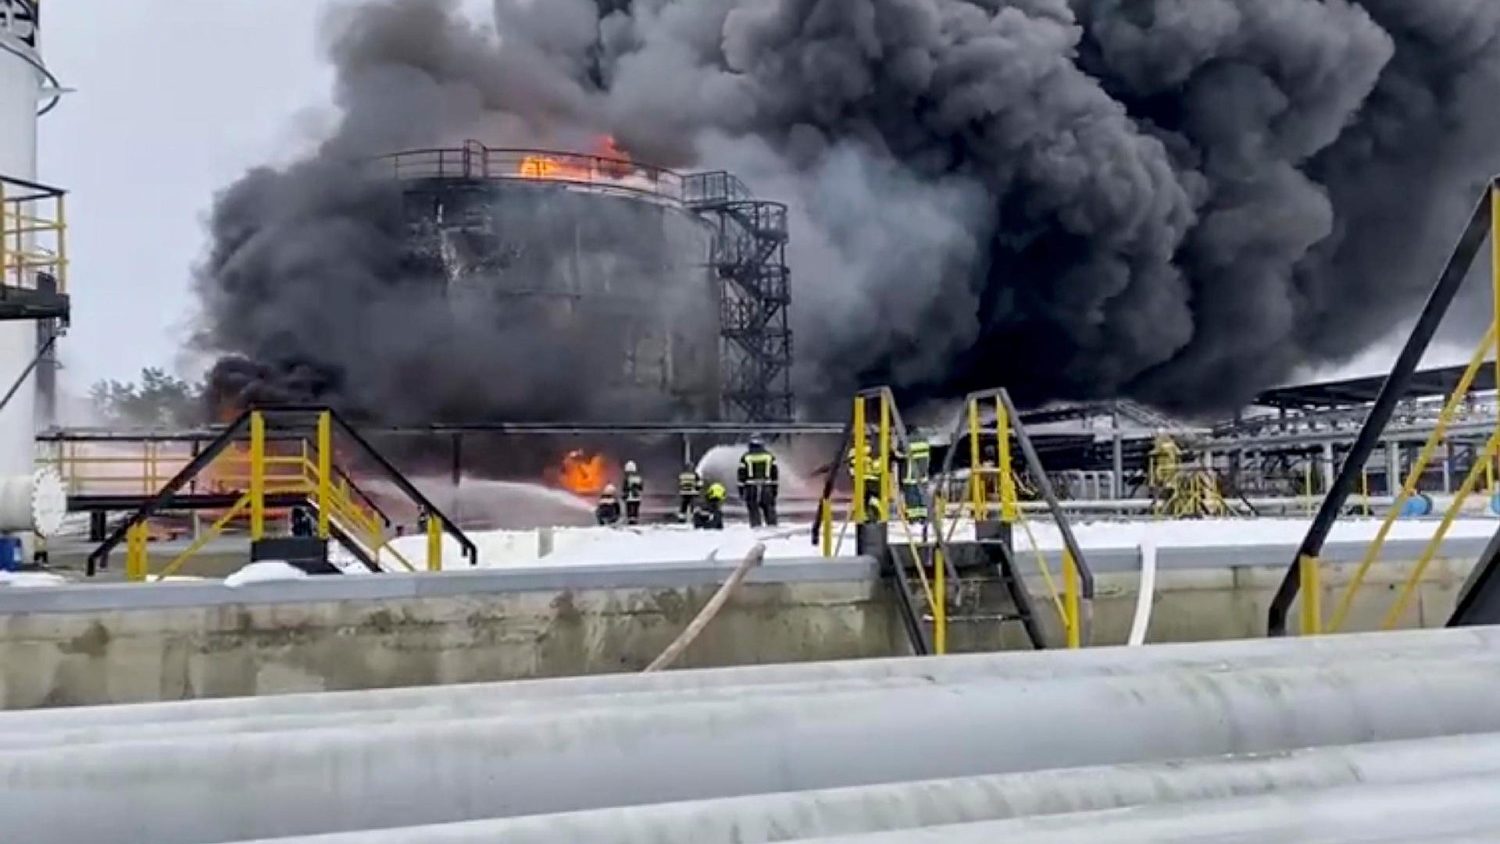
401 178 719 420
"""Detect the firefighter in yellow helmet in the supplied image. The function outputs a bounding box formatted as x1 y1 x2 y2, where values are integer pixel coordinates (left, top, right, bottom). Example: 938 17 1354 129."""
693 481 727 530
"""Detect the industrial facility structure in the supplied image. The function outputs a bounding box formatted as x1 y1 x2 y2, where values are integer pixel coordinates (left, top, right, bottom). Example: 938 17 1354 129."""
21 4 1500 842
380 141 794 423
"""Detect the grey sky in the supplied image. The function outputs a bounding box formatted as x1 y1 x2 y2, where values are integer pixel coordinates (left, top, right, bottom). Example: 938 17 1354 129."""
37 1 337 392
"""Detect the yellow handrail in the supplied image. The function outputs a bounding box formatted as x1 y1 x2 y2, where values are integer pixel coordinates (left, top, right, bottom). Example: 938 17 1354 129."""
152 494 251 581
1326 322 1497 632
1380 427 1500 629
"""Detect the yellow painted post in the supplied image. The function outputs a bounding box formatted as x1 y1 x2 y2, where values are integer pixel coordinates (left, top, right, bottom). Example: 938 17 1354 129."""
1063 547 1080 649
877 395 891 522
1299 554 1322 635
316 412 332 539
126 522 148 583
819 499 833 558
967 399 984 519
426 511 442 572
995 396 1017 523
55 192 67 291
933 541 946 655
249 411 265 541
852 397 868 525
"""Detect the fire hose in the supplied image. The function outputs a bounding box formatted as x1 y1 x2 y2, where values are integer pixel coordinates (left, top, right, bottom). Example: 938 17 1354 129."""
643 542 765 672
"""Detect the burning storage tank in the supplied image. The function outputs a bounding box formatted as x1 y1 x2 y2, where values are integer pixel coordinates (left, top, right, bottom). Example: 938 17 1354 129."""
381 140 722 421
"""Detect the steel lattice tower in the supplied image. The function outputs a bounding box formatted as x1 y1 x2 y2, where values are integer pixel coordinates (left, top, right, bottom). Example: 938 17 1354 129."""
685 172 794 422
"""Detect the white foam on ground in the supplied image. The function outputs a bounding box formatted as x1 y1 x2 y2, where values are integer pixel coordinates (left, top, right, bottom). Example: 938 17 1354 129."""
225 561 310 586
0 571 68 587
390 515 1500 570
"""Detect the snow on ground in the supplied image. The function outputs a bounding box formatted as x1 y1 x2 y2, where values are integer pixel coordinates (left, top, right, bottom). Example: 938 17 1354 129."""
387 515 1500 570
225 561 310 586
0 571 68 587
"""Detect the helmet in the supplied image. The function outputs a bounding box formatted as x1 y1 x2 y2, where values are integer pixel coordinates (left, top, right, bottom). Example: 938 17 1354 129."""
748 434 764 449
624 460 637 473
602 484 617 495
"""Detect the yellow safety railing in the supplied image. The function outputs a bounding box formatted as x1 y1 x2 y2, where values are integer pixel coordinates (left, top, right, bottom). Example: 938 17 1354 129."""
949 390 1082 648
1318 321 1499 634
816 387 1089 650
0 175 67 294
815 388 951 652
117 410 433 581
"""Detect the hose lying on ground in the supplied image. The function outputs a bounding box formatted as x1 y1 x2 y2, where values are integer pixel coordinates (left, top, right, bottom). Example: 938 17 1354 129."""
644 542 766 672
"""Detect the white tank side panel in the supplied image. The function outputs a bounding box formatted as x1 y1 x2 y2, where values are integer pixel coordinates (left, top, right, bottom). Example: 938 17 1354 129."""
0 43 43 478
0 41 38 177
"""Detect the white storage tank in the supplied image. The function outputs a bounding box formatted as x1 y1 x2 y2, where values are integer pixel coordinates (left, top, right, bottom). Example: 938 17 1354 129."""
0 2 68 536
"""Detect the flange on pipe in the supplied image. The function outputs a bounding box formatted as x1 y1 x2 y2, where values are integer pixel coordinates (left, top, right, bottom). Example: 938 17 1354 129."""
0 467 67 534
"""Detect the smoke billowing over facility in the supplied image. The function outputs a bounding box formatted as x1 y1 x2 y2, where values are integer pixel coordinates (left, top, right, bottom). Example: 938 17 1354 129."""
193 0 1500 423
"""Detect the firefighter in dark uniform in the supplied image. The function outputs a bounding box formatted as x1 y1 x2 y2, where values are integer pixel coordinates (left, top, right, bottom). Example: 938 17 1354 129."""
677 464 703 522
899 439 931 522
622 461 644 525
290 506 314 538
848 441 883 517
738 436 779 527
693 482 727 530
596 484 622 526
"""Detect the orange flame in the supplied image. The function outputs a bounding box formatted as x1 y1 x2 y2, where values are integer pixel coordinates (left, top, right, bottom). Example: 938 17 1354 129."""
516 136 635 182
557 449 612 496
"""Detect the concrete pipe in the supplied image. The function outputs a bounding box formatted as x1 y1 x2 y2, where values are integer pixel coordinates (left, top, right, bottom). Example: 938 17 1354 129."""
10 656 1500 843
7 626 1500 734
780 774 1500 843
225 731 1500 844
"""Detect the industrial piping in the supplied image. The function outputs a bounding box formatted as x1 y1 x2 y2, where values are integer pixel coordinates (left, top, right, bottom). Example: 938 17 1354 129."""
6 625 1498 736
9 650 1500 842
224 732 1500 844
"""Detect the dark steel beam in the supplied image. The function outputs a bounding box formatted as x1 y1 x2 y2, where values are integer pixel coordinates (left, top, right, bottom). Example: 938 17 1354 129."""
1267 183 1495 636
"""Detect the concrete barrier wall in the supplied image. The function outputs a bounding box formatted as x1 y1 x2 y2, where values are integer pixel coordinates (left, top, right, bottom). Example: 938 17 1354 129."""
0 538 1485 710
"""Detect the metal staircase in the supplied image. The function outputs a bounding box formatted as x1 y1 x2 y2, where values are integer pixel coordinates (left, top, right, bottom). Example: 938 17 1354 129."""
684 172 794 422
83 407 477 580
813 387 1092 655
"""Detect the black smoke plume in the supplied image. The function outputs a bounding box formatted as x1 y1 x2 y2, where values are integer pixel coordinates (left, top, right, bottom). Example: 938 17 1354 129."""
194 0 1500 421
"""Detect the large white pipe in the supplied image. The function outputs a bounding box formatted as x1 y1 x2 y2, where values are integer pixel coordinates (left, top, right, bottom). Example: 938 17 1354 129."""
8 626 1500 734
9 656 1500 843
225 732 1500 844
780 775 1500 843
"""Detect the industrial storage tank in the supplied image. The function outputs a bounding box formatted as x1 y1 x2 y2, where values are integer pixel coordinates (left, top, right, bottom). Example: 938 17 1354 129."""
382 141 721 421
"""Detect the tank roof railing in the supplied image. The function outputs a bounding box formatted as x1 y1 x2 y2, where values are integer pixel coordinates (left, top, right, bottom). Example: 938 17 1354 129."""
375 141 693 205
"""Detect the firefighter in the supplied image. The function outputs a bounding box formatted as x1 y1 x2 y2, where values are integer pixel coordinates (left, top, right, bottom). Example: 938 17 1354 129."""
622 460 644 525
677 463 703 522
693 481 727 530
847 440 883 517
290 506 314 538
900 438 931 522
596 484 622 526
737 436 779 527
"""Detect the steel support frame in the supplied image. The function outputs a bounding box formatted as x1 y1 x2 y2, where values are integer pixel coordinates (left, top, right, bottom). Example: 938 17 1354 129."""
1267 179 1499 636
